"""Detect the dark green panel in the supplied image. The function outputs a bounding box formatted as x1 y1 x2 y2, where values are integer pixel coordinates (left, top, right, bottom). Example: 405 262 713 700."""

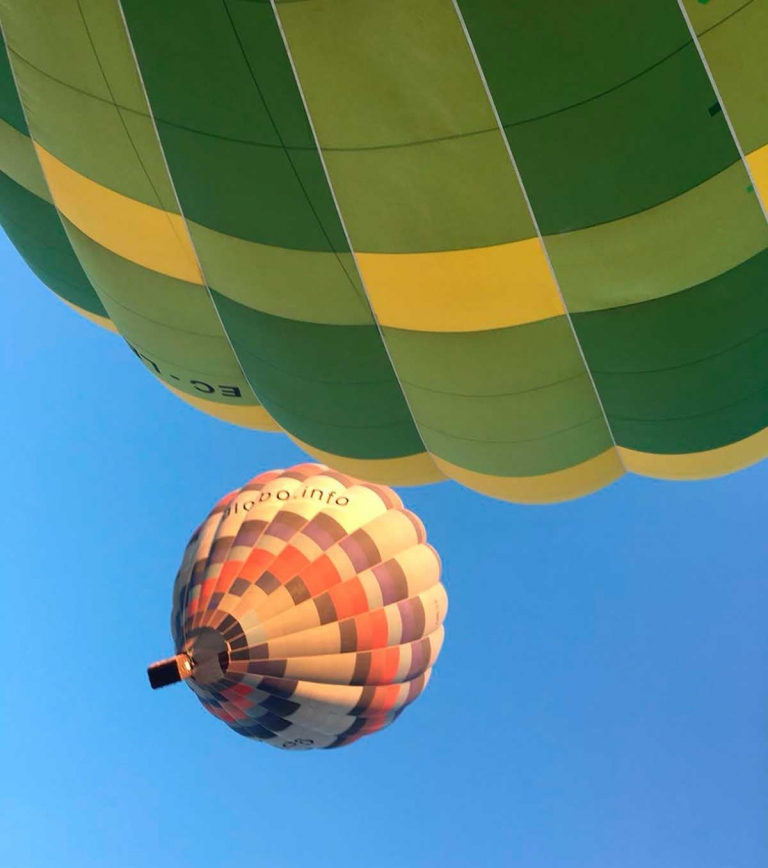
574 249 768 452
0 170 106 317
121 0 347 251
0 29 26 133
607 386 768 455
153 123 343 251
211 290 424 459
460 0 740 233
457 0 689 124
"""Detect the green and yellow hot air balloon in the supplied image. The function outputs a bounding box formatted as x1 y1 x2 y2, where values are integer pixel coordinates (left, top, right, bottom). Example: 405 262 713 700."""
1 0 766 502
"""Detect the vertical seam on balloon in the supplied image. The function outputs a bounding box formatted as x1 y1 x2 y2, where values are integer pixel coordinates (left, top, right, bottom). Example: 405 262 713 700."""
115 0 274 424
74 0 190 254
0 12 108 319
218 0 368 309
449 0 626 471
267 0 438 474
675 0 768 225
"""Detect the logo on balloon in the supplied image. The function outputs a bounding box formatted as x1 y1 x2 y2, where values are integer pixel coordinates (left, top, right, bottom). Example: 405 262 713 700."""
222 486 350 517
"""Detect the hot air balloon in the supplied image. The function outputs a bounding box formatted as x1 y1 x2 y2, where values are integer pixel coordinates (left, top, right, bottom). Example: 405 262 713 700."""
1 1 766 502
147 463 447 750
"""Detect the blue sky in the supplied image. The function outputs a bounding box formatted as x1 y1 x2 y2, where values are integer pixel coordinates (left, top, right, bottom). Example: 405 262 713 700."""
1 229 766 868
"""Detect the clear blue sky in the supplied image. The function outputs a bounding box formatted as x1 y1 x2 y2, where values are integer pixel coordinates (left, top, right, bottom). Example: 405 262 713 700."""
1 230 766 868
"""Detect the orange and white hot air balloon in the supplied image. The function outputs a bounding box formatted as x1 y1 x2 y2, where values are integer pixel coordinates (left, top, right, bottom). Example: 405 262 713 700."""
148 463 447 750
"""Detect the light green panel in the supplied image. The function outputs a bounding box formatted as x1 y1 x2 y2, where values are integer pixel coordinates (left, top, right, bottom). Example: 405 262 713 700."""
323 132 535 253
415 412 611 478
188 222 370 326
683 0 757 31
0 0 178 210
276 0 493 148
0 0 143 104
687 0 768 154
385 318 586 395
277 0 534 253
383 320 614 476
62 219 258 404
0 116 50 200
546 161 768 312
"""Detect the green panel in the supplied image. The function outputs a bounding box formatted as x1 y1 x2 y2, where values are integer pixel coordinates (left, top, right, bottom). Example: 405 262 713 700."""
121 0 348 251
457 0 690 124
276 0 535 253
383 319 613 476
211 291 424 460
0 171 105 317
0 0 178 210
62 220 257 405
459 0 741 233
277 0 491 148
607 387 768 456
688 0 768 153
573 248 768 453
0 116 51 200
684 0 757 31
323 132 534 253
152 120 341 249
0 31 50 199
0 26 26 133
188 221 369 326
545 161 768 311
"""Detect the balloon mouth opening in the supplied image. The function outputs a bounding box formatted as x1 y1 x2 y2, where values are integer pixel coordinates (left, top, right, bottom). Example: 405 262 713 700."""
148 628 232 690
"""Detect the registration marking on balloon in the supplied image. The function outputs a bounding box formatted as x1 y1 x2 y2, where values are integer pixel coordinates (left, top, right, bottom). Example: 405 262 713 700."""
127 343 244 401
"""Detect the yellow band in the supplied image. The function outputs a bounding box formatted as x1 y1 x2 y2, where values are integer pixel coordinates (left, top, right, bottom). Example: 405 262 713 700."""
357 238 565 332
35 144 203 285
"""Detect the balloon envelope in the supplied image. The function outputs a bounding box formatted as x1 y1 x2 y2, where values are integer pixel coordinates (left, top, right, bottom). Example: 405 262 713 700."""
1 1 767 501
149 463 447 750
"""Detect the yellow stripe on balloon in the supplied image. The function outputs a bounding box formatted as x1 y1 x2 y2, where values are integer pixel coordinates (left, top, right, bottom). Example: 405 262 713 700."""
356 238 565 332
162 382 283 432
432 448 624 504
746 143 768 208
34 144 204 285
289 435 445 486
59 296 117 332
618 429 768 480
